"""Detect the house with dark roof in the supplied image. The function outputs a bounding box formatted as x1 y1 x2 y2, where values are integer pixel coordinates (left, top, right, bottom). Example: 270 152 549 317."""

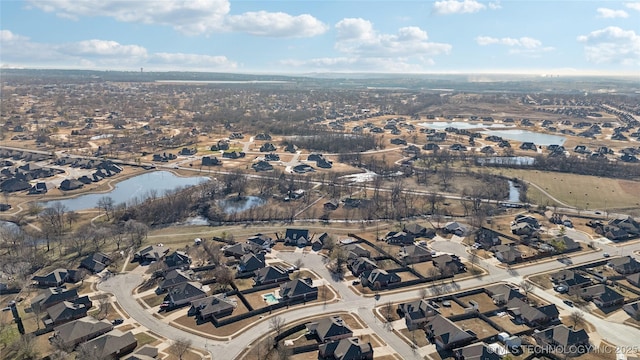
202 156 221 166
385 231 414 245
627 273 640 287
551 269 591 295
31 287 79 313
547 235 580 253
347 257 377 277
474 228 502 250
238 253 266 274
223 242 260 259
166 282 206 307
623 300 640 320
32 268 71 288
246 234 274 250
59 179 84 191
279 279 318 302
492 244 522 264
80 252 112 273
425 315 476 350
398 299 440 330
44 300 89 327
52 317 113 349
608 256 640 274
432 254 466 275
360 269 401 290
443 222 467 236
158 269 193 292
83 330 137 359
505 298 559 327
189 295 236 321
344 244 371 260
252 160 273 172
532 325 589 357
134 245 170 263
318 337 374 360
306 316 353 343
254 266 289 286
579 284 624 308
403 223 434 238
398 244 432 264
454 342 502 360
284 228 310 246
484 283 524 305
124 345 158 360
28 182 47 194
164 251 191 270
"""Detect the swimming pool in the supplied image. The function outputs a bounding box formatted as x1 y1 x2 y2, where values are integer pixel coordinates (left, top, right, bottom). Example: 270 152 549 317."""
263 293 279 304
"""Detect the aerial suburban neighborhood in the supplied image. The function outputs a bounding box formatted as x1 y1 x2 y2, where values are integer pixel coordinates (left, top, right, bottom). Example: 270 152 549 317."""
1 68 640 360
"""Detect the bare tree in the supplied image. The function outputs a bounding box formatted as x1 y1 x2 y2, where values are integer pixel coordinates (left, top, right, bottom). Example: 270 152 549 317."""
169 338 192 360
270 316 285 337
382 301 394 322
76 341 109 360
570 310 585 330
519 280 534 300
419 288 428 300
97 196 115 221
213 266 234 291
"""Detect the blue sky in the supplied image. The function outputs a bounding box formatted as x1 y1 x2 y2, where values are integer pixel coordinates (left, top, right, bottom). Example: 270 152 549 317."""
1 0 639 75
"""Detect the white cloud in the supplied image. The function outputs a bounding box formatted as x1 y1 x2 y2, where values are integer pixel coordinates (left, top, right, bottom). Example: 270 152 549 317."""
577 26 640 65
476 36 543 49
27 0 327 37
224 11 327 37
488 1 502 10
433 0 486 15
597 8 629 18
0 30 237 71
625 2 640 11
334 19 451 57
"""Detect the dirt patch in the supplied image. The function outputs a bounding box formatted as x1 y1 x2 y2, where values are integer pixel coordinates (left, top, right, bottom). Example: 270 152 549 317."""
488 314 531 334
457 293 499 313
454 317 499 339
397 328 429 347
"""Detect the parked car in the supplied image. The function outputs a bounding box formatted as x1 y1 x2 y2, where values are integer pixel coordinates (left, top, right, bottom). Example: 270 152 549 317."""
112 318 124 325
352 280 360 286
563 299 574 307
603 252 610 258
554 285 568 293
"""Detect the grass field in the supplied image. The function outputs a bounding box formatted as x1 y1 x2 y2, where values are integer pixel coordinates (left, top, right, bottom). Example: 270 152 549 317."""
489 168 640 210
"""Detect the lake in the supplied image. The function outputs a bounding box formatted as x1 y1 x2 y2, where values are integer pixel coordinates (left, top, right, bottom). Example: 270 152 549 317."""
480 129 566 146
219 196 266 214
477 156 536 166
44 171 209 211
508 181 521 202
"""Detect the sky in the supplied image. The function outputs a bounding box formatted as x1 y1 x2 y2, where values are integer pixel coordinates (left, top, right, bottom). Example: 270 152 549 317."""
1 0 639 75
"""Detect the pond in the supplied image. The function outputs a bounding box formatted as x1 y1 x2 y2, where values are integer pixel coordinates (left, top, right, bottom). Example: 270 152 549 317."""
477 156 536 166
418 121 513 130
0 220 19 233
219 196 266 214
43 171 209 211
480 129 566 146
508 181 521 203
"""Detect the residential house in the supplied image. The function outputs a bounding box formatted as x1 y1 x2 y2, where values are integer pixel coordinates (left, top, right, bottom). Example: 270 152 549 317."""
627 273 640 287
551 270 591 294
51 317 113 349
432 254 466 275
505 298 559 327
166 282 206 307
385 231 414 245
318 337 374 360
164 251 191 270
59 179 84 191
31 287 79 313
609 216 640 236
189 295 236 321
360 269 401 290
492 244 523 264
255 133 272 140
28 182 47 194
579 284 624 308
252 160 273 171
44 300 89 327
238 253 266 274
223 242 261 259
306 316 353 343
222 151 246 159
279 279 318 302
548 235 580 253
259 143 276 152
475 228 501 250
511 222 538 236
344 244 371 260
608 256 640 274
484 283 524 305
82 330 137 359
158 269 193 292
246 234 274 250
514 215 540 228
443 222 467 236
254 266 290 286
520 142 537 150
347 257 378 277
398 244 432 264
80 252 112 273
532 325 589 357
124 345 158 360
312 233 329 251
202 156 221 166
425 315 476 350
398 299 440 330
404 223 435 238
323 199 340 211
134 245 170 263
454 342 502 360
284 228 310 246
32 269 71 288
623 300 640 320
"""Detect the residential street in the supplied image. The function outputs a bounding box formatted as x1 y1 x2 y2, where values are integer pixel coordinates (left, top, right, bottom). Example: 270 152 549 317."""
98 231 640 359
